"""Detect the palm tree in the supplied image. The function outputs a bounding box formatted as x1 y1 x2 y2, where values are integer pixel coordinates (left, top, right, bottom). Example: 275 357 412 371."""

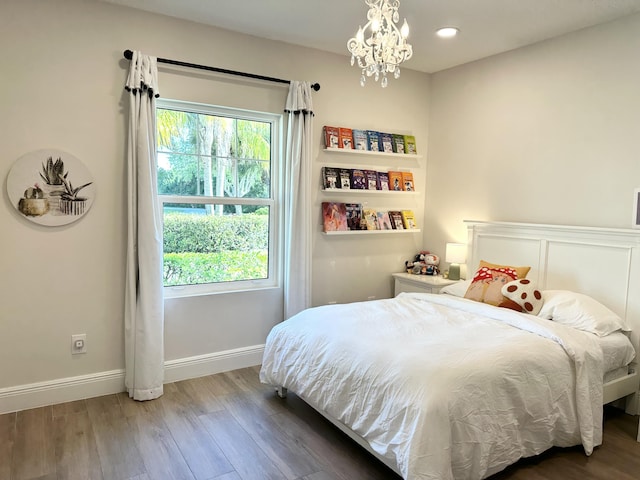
157 109 271 215
157 109 217 212
211 117 233 215
157 109 203 195
229 119 271 213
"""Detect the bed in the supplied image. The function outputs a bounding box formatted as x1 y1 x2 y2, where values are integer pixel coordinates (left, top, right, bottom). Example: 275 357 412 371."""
260 221 640 479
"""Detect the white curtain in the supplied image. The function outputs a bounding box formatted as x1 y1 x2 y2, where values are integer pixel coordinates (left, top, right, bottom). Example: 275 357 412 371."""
284 81 314 319
124 51 165 401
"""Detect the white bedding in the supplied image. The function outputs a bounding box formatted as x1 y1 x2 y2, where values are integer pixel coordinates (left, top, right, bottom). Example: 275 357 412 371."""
260 292 605 480
598 332 636 373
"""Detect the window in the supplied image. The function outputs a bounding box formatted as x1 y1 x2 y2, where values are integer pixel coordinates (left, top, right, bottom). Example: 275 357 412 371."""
156 99 282 296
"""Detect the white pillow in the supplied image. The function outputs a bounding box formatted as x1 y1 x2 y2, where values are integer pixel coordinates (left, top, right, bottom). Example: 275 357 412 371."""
440 279 472 297
537 290 630 337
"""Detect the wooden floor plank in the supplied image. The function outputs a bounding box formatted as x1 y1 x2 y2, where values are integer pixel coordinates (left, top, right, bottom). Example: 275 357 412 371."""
220 368 259 393
53 411 103 480
199 409 287 480
11 406 56 480
157 390 234 480
174 376 225 416
205 372 247 397
129 410 196 480
52 399 87 418
117 392 162 418
0 412 16 480
86 394 121 421
221 392 324 479
236 365 265 390
202 372 243 397
86 395 146 480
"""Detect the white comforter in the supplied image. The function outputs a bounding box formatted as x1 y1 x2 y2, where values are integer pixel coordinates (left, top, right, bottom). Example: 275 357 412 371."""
260 293 604 480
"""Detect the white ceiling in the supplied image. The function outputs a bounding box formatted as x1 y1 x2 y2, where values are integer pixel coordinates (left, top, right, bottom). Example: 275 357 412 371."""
103 0 640 73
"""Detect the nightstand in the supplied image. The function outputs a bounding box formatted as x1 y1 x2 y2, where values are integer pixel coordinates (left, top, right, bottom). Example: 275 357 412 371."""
392 272 459 296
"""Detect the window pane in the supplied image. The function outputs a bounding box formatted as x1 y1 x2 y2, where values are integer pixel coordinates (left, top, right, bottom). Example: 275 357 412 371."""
157 109 198 155
223 159 270 199
162 204 269 287
157 153 210 196
235 119 271 161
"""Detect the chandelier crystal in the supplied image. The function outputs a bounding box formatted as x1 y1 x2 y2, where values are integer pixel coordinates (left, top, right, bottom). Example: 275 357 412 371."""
347 0 413 88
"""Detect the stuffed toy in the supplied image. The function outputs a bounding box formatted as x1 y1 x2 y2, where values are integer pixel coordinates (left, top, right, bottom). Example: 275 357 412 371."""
405 251 440 275
423 253 440 275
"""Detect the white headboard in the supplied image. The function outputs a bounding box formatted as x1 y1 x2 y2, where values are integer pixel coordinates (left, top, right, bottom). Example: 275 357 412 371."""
465 221 640 353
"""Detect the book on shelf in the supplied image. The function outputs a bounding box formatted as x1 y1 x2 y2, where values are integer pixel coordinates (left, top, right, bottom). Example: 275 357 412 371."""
379 132 394 153
352 129 368 151
392 134 405 154
350 168 367 189
338 168 352 189
322 202 348 232
366 130 380 151
321 166 339 189
338 127 353 149
388 211 405 230
323 126 340 149
364 169 379 190
362 208 379 230
388 171 404 191
402 171 415 192
377 171 390 190
345 203 363 230
403 135 417 154
377 211 393 230
401 210 418 229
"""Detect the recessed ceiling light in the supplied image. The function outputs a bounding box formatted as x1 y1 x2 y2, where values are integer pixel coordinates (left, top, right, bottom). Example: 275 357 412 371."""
436 27 459 38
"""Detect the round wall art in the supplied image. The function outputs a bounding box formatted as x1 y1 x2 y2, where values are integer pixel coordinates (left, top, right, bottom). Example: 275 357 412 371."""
6 149 96 226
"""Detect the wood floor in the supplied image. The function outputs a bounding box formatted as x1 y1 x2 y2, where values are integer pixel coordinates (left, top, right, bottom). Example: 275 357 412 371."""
1 366 639 480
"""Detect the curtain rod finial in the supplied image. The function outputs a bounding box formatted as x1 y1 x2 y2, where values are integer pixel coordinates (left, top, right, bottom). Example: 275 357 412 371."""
123 49 133 60
311 83 320 91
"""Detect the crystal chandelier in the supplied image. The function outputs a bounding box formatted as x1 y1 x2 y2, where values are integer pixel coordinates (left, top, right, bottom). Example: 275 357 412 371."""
347 0 413 88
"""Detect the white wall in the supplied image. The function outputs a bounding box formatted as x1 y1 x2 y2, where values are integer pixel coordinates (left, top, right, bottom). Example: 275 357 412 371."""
425 13 640 269
0 0 429 408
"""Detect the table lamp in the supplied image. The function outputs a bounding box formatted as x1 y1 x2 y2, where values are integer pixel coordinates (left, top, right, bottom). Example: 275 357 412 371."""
446 243 466 281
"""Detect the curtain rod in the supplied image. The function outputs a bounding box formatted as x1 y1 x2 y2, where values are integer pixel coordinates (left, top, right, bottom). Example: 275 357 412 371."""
123 50 320 91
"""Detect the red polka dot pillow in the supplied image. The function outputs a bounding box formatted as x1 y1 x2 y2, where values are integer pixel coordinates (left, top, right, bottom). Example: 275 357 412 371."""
463 261 531 307
501 279 544 315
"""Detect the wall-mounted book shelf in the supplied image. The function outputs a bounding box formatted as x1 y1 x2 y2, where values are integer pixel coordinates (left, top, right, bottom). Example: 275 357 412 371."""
320 133 422 235
323 147 421 160
322 229 421 236
321 188 418 196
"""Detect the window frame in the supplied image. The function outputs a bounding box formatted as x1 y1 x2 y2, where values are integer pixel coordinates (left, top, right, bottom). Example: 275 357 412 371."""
156 98 283 298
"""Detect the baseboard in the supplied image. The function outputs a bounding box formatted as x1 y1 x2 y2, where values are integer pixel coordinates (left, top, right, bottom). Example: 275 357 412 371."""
0 369 126 415
163 344 265 383
0 344 265 414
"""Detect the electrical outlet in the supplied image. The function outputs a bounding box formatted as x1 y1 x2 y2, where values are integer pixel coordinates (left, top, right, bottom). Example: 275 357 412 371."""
71 334 87 354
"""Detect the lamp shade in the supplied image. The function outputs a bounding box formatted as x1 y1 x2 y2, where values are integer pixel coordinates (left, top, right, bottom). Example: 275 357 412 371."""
445 243 466 265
